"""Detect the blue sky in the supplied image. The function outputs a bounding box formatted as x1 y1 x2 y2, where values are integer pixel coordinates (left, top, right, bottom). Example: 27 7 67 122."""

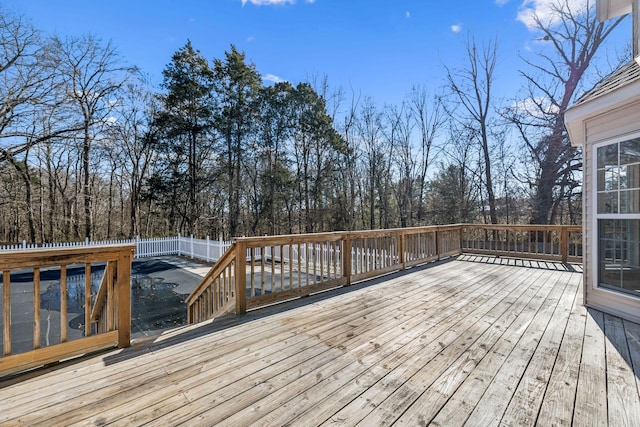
1 0 632 107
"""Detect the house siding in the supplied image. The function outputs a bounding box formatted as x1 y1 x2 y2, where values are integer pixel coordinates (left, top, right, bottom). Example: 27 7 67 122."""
585 100 640 145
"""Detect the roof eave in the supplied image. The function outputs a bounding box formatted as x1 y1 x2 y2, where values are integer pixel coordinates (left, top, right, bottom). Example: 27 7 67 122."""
565 78 640 147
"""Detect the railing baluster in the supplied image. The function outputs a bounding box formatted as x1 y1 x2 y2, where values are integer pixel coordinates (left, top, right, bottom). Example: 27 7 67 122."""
85 263 92 337
3 270 11 356
305 243 310 287
280 245 285 291
60 265 67 343
271 245 276 292
109 262 116 331
320 242 324 283
33 268 41 350
311 243 316 286
250 247 255 297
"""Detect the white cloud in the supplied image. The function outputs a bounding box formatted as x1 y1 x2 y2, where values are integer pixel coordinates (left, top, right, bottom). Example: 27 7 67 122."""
511 96 559 118
263 73 286 83
406 11 411 18
495 0 511 5
451 24 463 34
516 0 588 30
241 0 315 5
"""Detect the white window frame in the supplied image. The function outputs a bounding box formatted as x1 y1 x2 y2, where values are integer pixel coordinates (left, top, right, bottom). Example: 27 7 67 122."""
592 131 640 296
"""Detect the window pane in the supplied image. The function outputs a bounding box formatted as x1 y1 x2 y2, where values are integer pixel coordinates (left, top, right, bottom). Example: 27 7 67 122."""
620 138 640 165
597 142 640 297
599 219 622 261
605 166 620 190
627 163 640 189
598 192 617 213
620 165 628 189
621 267 640 293
599 219 640 296
600 261 622 288
599 218 622 288
597 169 605 191
620 219 640 293
620 189 640 213
598 144 618 168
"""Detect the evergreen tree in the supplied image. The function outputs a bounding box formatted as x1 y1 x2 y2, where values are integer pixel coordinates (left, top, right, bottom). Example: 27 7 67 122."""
153 40 216 235
212 45 262 238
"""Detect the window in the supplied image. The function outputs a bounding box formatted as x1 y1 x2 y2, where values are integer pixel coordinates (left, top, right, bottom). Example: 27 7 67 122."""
596 138 640 296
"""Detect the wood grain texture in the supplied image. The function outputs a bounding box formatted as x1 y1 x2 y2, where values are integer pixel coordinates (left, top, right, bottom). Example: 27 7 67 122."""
573 308 608 427
604 313 640 426
0 257 636 427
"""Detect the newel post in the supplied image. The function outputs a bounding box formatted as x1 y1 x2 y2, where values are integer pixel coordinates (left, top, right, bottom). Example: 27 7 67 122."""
435 227 440 260
560 227 569 264
343 233 352 286
117 248 133 348
235 240 247 314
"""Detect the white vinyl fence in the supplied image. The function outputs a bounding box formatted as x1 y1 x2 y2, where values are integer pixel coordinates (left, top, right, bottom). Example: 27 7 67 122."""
0 234 233 262
2 236 398 271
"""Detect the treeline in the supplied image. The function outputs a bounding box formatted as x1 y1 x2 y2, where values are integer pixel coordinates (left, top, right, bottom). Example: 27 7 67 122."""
0 2 625 243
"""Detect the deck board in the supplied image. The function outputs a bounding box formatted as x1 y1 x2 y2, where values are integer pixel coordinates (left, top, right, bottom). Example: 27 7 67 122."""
461 270 568 427
1 255 639 426
534 273 585 427
604 313 640 426
337 263 547 426
394 267 560 426
573 308 608 427
499 273 580 426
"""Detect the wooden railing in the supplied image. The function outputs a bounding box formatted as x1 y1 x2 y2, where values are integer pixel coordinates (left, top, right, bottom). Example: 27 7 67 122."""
461 224 583 263
188 223 582 323
185 243 237 324
0 244 134 377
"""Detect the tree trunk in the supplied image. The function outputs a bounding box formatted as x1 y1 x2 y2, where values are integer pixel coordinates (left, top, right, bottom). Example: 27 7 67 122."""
83 125 92 240
481 128 498 224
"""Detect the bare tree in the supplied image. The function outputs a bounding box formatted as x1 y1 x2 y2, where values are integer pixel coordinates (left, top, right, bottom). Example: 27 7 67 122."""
445 35 500 224
386 102 415 227
52 34 131 239
409 85 445 224
357 97 386 229
504 0 623 224
108 79 158 238
428 123 480 224
0 9 86 242
334 88 360 231
0 9 48 163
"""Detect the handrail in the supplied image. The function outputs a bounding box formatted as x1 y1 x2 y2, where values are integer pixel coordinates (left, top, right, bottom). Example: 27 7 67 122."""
90 262 111 323
185 224 583 324
186 243 237 323
90 260 118 334
0 244 134 377
460 224 582 263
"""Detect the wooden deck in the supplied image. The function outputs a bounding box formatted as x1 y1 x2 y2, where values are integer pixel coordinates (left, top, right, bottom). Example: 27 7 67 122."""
0 255 639 426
